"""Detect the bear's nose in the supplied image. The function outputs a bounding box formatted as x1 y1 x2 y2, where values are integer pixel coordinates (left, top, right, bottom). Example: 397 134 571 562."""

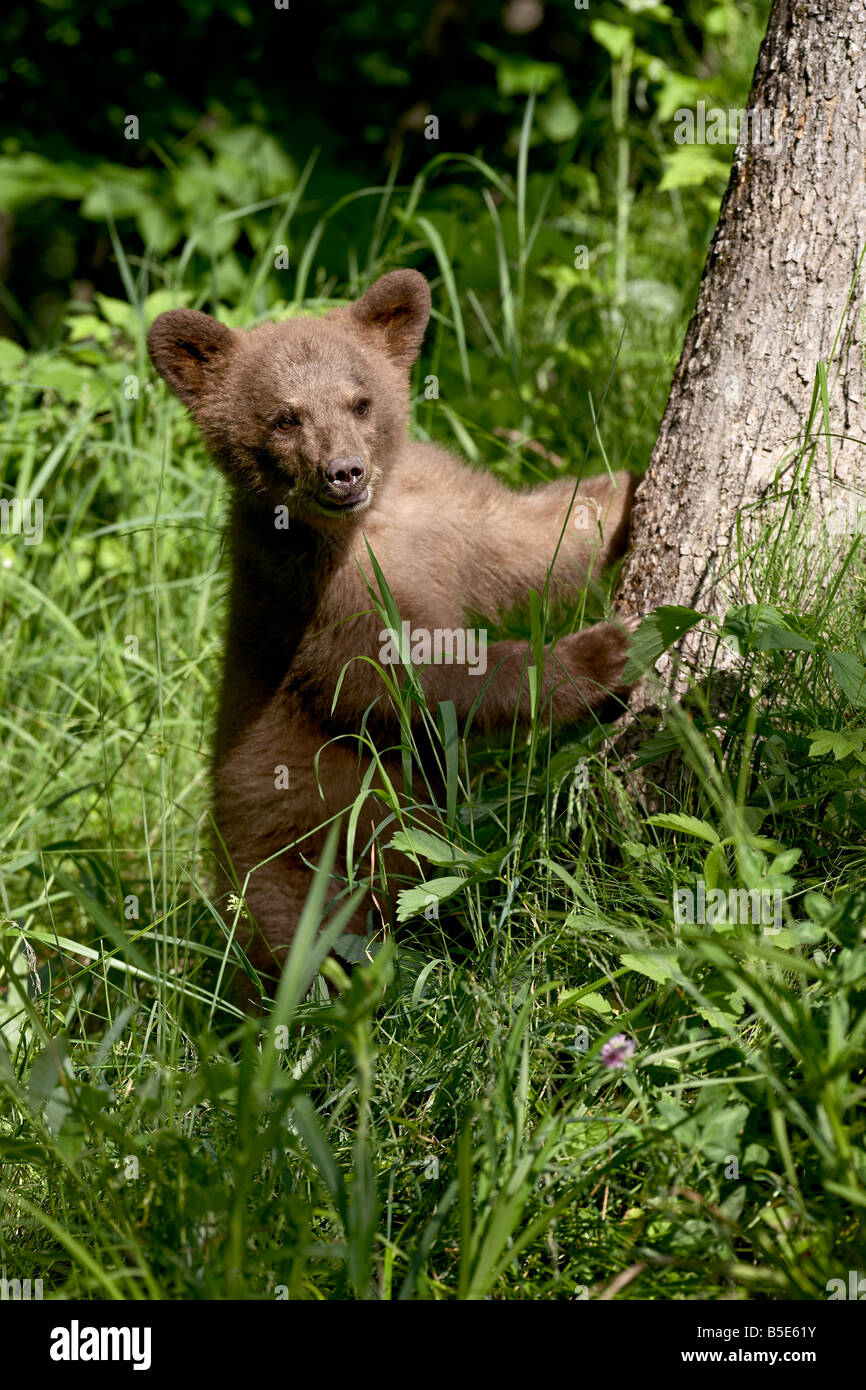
325 455 366 497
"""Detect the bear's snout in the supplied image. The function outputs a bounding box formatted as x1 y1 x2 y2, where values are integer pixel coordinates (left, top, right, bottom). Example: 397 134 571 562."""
325 454 367 505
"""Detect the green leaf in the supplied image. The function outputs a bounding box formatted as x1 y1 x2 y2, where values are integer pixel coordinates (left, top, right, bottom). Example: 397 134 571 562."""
570 991 611 1015
331 933 383 964
622 0 673 16
808 728 866 761
658 145 731 191
0 338 26 370
396 877 467 923
828 651 866 708
94 293 138 333
27 1040 70 1106
621 950 677 984
741 806 770 834
622 605 705 681
770 848 801 874
721 604 816 654
137 203 181 255
65 314 113 345
389 828 478 867
699 1102 748 1162
539 94 581 143
647 812 720 844
144 288 192 323
30 359 95 394
476 45 562 95
804 891 835 924
590 19 634 60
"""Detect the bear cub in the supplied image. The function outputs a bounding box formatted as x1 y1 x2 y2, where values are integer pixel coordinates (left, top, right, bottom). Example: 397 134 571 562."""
148 270 636 986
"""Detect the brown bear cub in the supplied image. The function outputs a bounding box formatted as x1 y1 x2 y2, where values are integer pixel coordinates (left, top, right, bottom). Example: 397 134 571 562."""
148 270 636 986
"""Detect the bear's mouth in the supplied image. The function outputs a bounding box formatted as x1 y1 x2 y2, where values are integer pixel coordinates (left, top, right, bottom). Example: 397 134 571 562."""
313 488 371 516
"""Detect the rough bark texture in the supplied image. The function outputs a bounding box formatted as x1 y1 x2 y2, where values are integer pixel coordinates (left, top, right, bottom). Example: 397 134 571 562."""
617 0 866 692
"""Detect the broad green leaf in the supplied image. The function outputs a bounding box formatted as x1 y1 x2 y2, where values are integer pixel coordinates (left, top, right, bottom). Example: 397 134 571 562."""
647 812 720 844
389 828 479 866
590 19 634 60
539 94 581 143
806 728 856 761
29 360 95 394
396 876 467 923
828 651 866 708
721 604 816 654
477 45 562 95
94 293 138 333
621 950 677 984
622 605 705 681
699 1103 749 1161
0 338 26 369
569 990 611 1015
658 145 731 191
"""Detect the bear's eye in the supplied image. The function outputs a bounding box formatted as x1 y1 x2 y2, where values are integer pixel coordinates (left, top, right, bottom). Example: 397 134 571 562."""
353 399 370 418
274 412 300 432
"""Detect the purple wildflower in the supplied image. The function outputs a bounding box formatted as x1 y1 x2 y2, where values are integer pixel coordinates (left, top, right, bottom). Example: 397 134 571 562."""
600 1034 637 1069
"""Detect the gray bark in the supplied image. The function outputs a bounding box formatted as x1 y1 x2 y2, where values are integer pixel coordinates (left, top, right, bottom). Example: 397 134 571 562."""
617 0 866 693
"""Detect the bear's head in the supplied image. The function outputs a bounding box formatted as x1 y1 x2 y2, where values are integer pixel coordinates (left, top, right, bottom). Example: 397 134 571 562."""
147 269 431 527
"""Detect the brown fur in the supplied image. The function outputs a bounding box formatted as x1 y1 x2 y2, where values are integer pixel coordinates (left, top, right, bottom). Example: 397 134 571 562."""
147 271 637 987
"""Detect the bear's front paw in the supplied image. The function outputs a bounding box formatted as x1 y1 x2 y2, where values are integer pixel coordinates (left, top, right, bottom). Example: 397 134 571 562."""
557 617 638 712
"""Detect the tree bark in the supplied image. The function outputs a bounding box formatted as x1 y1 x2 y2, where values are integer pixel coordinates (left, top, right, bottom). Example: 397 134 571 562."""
617 0 866 694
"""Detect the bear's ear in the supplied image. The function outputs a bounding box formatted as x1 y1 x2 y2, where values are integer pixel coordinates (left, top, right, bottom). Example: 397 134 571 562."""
350 270 431 368
147 309 236 407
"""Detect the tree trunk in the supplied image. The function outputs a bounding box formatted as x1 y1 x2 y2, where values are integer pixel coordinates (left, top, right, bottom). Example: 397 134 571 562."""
617 0 866 693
